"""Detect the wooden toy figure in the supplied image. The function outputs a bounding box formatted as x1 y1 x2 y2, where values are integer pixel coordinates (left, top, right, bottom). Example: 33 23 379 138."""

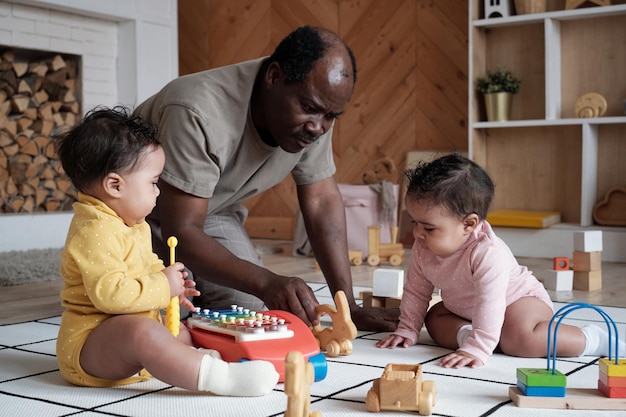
312 290 358 357
284 350 322 417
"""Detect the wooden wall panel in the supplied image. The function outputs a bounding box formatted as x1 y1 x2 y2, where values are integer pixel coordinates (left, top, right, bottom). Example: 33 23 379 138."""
177 0 468 236
337 0 417 183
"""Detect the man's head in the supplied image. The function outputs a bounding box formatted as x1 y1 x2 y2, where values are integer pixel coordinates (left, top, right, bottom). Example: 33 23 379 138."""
253 26 356 153
264 25 357 84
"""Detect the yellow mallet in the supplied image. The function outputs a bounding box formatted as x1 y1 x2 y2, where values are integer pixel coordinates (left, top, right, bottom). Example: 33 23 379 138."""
165 236 180 337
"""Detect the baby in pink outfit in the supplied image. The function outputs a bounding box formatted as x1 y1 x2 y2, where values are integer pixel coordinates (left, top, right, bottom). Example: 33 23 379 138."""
377 153 625 368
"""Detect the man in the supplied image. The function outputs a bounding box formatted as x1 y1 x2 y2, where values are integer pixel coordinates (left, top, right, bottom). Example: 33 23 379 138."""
134 26 399 331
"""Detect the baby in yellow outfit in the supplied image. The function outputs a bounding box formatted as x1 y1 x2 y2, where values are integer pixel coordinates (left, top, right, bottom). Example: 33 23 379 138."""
56 106 278 395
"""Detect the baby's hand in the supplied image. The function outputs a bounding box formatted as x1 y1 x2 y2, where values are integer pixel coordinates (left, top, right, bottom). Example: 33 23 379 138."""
180 279 200 310
163 262 188 298
376 334 412 349
439 350 483 369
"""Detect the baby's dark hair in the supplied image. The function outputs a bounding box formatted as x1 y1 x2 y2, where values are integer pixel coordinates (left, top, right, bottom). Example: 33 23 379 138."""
56 106 160 193
262 25 357 83
405 153 494 220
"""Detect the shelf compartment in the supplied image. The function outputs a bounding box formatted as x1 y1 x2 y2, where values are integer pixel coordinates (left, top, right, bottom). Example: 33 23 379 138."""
560 15 626 119
474 23 545 122
479 126 582 223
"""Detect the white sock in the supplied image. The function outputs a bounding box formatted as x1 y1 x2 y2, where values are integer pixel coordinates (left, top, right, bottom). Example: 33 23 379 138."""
457 324 472 348
197 354 279 396
197 348 222 359
581 324 626 357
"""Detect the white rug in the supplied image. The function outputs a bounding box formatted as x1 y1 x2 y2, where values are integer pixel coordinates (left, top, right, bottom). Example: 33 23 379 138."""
1 283 625 417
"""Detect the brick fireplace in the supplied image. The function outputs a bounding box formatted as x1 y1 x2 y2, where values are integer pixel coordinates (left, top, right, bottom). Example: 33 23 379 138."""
0 0 178 251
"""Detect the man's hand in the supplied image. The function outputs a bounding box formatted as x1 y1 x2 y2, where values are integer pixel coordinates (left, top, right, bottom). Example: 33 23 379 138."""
261 275 320 327
351 306 399 332
439 350 483 369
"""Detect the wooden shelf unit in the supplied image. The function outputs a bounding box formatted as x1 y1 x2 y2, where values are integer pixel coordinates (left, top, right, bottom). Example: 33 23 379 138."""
468 1 626 262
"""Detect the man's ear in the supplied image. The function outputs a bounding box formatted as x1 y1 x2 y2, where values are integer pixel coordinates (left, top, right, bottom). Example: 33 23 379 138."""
102 172 123 198
266 62 283 85
463 213 480 233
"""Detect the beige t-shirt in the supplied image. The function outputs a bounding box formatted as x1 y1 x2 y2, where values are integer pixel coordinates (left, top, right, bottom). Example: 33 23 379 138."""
134 58 336 217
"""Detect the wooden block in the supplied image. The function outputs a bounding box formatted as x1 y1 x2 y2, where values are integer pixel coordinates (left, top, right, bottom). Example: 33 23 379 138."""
599 371 626 388
517 368 566 387
598 379 626 398
573 251 602 271
360 291 384 308
553 257 570 271
373 268 404 298
517 381 566 397
599 358 626 377
573 270 602 291
542 270 573 291
384 297 402 308
573 230 603 252
486 209 561 228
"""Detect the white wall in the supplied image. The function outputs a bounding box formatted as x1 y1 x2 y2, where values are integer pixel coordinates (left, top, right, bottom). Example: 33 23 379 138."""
0 0 178 252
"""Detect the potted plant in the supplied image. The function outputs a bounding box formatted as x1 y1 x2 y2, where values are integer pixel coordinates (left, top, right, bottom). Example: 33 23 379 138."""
476 68 521 121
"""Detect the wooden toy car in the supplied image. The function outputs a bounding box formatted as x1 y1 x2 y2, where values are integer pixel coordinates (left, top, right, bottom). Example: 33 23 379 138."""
366 363 436 415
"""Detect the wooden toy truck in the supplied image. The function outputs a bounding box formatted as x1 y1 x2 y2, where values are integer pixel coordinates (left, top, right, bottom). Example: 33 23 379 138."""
316 225 403 267
348 249 363 266
366 363 436 415
366 225 404 266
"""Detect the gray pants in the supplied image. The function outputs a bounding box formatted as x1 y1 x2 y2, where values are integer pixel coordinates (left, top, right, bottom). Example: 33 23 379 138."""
149 205 265 314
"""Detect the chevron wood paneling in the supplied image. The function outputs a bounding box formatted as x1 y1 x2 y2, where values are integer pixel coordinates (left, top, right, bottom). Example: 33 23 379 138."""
177 0 468 236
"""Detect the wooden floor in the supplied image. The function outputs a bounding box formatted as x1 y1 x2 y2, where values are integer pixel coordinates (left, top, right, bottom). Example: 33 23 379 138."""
1 239 625 325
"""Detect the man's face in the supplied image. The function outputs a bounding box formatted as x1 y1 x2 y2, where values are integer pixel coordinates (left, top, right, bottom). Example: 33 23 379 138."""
263 52 354 153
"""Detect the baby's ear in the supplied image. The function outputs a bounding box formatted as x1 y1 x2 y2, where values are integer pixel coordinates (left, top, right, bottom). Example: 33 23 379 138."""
463 213 480 232
102 172 122 197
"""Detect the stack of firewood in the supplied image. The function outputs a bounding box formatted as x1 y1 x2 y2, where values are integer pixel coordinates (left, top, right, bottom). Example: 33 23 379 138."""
0 49 80 213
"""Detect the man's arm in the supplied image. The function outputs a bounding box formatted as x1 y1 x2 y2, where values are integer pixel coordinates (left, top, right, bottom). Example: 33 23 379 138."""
157 181 321 326
296 178 400 331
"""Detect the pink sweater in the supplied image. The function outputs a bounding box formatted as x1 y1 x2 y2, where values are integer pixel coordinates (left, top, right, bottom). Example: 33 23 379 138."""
393 221 552 364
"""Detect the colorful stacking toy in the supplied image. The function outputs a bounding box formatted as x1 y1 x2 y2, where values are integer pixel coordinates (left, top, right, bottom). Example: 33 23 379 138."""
516 302 623 398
